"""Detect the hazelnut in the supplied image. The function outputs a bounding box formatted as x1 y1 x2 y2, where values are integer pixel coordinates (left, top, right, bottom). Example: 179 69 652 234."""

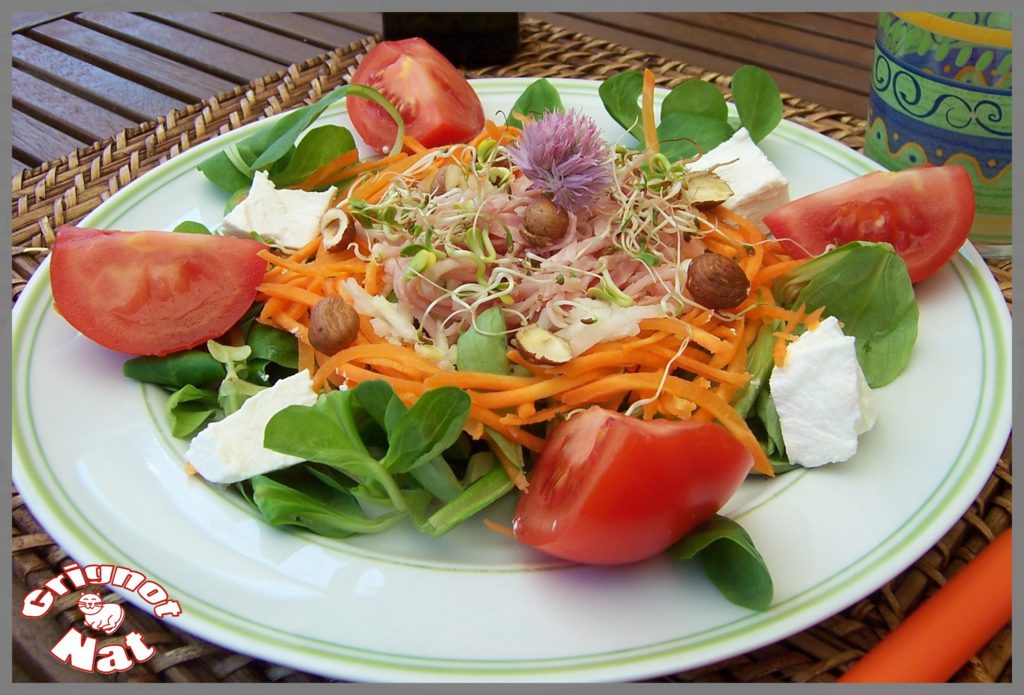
685 252 750 309
308 296 360 355
686 170 734 210
515 325 574 365
319 208 356 250
523 196 569 247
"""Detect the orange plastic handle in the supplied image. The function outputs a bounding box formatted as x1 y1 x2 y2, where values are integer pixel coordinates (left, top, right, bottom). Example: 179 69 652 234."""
838 528 1012 683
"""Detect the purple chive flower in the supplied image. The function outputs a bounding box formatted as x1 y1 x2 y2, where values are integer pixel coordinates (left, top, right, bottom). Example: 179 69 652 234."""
508 109 613 215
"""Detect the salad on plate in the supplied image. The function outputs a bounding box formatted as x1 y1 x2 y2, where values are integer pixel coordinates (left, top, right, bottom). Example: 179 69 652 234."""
45 38 976 612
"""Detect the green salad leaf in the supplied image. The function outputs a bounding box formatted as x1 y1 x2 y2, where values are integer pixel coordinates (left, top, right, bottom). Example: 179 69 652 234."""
507 78 564 129
166 385 220 438
123 350 225 389
669 515 774 611
773 241 919 387
599 65 782 160
729 65 783 143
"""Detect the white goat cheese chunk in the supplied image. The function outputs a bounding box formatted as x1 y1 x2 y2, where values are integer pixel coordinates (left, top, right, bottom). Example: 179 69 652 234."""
220 170 336 249
769 316 877 467
687 127 790 224
186 370 319 484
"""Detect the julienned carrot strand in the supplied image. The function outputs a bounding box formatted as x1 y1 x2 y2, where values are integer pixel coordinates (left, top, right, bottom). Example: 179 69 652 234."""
641 68 659 153
296 148 360 191
499 404 568 427
753 258 806 286
402 134 428 154
297 338 316 377
639 318 727 353
257 283 323 307
470 406 545 453
424 371 542 391
472 372 617 411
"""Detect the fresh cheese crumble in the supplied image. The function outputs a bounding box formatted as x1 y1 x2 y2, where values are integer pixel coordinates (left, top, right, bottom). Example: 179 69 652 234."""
769 316 877 467
687 127 790 225
220 170 336 249
185 370 319 484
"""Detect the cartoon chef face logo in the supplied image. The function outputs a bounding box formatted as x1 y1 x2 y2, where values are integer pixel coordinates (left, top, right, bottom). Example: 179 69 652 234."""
76 592 125 635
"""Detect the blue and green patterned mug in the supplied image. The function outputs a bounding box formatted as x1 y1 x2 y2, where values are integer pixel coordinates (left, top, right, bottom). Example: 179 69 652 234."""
866 12 1012 257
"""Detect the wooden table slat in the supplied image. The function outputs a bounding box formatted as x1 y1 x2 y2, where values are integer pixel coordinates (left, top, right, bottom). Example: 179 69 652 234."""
753 12 876 47
301 12 384 36
12 67 140 144
827 12 881 28
28 19 239 103
667 12 874 68
12 34 187 123
11 110 90 168
145 12 332 66
223 12 369 51
74 12 286 85
11 12 74 33
583 12 871 94
533 13 869 117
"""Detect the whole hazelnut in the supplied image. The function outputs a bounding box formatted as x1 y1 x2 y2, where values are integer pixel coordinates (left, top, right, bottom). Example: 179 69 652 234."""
308 296 360 355
523 196 570 247
685 252 750 309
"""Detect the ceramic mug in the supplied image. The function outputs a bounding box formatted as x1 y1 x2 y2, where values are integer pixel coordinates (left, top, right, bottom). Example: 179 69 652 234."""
865 12 1012 257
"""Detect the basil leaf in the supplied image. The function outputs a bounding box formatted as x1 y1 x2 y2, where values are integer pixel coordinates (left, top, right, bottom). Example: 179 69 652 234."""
455 306 510 375
166 385 220 438
773 242 919 387
381 387 471 474
507 78 564 129
173 220 212 235
657 111 736 162
267 124 357 189
729 65 783 143
123 350 225 389
599 70 645 142
661 79 729 123
668 515 773 611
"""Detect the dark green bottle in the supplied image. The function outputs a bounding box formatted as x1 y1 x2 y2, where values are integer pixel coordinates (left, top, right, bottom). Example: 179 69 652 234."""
381 13 521 67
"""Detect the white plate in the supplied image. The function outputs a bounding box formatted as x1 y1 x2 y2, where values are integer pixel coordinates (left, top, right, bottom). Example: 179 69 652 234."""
11 78 1012 682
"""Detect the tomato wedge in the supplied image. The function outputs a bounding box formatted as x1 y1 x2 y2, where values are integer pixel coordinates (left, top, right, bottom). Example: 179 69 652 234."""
763 165 974 284
512 407 754 565
347 38 485 152
50 226 268 356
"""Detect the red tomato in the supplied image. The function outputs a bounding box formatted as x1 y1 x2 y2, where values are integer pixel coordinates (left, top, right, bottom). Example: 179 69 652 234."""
50 226 268 356
347 38 485 152
763 165 974 284
512 407 754 565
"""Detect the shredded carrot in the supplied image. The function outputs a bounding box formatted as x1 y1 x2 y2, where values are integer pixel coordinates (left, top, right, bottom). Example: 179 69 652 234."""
402 134 428 154
249 119 819 485
295 148 360 191
641 68 659 153
483 519 515 536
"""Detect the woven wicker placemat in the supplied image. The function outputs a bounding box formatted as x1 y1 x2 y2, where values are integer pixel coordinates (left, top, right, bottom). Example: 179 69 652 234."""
11 18 1012 683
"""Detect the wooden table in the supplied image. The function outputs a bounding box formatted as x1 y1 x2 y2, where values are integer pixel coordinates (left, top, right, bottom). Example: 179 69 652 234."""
10 12 1012 684
11 12 877 173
